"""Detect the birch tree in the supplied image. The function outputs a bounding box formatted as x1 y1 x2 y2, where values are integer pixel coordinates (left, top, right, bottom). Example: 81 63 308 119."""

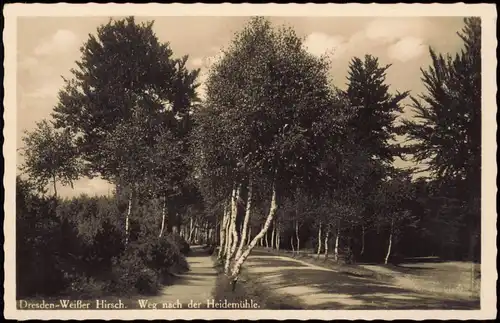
198 17 342 286
20 120 82 198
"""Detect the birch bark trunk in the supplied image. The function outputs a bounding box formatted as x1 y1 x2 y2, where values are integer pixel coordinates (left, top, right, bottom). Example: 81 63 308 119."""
271 221 276 249
125 190 132 246
295 220 300 255
218 203 229 259
317 221 322 258
235 180 252 261
324 229 330 260
384 217 394 265
159 196 167 238
230 183 279 280
225 185 240 274
334 225 340 262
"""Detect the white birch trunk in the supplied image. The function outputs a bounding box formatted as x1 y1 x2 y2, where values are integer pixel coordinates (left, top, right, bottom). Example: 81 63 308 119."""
218 204 229 259
317 221 322 257
188 217 194 243
125 191 132 246
225 185 240 274
334 226 340 262
230 183 279 279
247 226 252 246
229 185 241 255
384 218 394 265
291 236 295 253
295 220 300 255
158 196 167 238
235 181 252 261
271 221 276 249
276 222 280 252
324 229 330 260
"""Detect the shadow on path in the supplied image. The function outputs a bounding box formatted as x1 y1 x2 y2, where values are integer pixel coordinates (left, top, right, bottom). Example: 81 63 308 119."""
243 252 480 310
147 245 217 308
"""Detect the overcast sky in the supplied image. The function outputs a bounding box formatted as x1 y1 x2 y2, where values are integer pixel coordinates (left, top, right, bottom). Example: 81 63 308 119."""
17 16 467 197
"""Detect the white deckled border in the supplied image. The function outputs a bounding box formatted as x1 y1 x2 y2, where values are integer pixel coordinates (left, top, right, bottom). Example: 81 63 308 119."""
3 3 497 320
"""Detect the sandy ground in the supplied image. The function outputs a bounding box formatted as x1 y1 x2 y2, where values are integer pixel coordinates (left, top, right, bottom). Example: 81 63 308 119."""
147 245 217 308
243 250 480 309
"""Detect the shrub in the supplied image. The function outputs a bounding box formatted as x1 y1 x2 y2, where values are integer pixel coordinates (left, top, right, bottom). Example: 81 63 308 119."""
108 247 161 296
16 177 191 298
107 234 189 295
166 233 191 255
65 275 108 298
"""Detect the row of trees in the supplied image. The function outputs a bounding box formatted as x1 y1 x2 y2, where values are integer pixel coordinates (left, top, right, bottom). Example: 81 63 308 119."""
19 16 481 293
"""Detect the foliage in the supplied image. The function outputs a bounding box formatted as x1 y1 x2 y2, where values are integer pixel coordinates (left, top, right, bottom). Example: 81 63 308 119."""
16 178 190 297
401 17 481 260
20 120 82 196
345 55 408 165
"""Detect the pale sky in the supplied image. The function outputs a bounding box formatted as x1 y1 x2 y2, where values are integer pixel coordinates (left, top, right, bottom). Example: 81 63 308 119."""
16 16 467 197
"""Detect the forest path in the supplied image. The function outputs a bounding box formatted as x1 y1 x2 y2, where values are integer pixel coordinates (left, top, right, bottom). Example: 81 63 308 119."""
147 245 217 308
243 250 479 309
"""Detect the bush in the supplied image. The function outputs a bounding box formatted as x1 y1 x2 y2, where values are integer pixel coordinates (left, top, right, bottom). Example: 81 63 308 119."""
107 235 189 295
65 275 108 298
108 248 161 296
16 177 191 298
166 233 191 255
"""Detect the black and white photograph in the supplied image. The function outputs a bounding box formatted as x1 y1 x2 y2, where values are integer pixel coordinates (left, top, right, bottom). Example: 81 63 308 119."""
3 3 497 320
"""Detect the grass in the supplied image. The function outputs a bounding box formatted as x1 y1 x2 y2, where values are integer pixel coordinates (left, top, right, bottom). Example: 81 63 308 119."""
255 247 394 281
254 247 481 300
210 254 304 310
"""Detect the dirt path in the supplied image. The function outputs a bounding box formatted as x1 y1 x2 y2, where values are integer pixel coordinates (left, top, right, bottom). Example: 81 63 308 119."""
147 245 217 308
243 250 479 310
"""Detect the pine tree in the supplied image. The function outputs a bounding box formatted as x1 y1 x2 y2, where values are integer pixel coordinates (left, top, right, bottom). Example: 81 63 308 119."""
345 54 408 165
401 17 481 260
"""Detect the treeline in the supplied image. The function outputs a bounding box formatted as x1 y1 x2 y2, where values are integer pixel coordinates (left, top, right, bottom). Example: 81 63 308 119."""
18 16 481 295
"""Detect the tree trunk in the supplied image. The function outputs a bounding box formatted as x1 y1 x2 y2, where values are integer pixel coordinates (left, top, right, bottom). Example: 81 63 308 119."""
317 221 322 258
291 236 295 253
334 224 340 261
158 196 167 238
295 220 300 255
204 221 209 244
271 221 276 249
384 218 394 265
247 226 252 246
235 180 252 261
230 183 279 280
218 204 229 259
259 225 263 247
324 229 330 260
188 217 194 243
276 222 280 252
172 213 179 235
264 231 268 248
361 223 365 255
125 191 132 246
52 174 58 198
225 185 240 274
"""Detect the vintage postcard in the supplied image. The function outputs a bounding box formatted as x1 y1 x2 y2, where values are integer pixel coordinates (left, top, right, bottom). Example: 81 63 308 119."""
3 3 497 320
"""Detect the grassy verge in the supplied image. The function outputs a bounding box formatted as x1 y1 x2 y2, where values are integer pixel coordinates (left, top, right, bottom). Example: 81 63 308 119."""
254 247 394 282
210 254 304 310
254 247 480 300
